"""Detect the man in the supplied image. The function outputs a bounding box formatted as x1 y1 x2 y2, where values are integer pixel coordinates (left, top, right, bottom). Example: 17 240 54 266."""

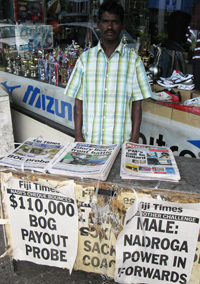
186 0 200 90
64 0 152 146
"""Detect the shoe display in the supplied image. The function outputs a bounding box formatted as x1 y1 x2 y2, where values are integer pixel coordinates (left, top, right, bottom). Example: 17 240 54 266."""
157 69 195 90
183 96 200 107
151 88 181 102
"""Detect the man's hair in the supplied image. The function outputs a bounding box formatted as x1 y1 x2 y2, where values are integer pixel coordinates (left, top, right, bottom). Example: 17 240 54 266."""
98 0 124 22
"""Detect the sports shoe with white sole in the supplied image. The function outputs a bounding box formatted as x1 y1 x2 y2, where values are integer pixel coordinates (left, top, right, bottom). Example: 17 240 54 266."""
159 69 193 81
183 96 200 107
157 69 195 90
151 88 181 102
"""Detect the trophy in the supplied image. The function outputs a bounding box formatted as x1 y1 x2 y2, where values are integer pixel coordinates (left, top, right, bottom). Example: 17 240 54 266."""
38 58 45 80
59 58 68 85
5 47 14 73
37 48 44 60
30 63 38 78
49 61 56 83
6 55 13 73
122 33 128 45
148 44 162 80
12 59 16 74
21 54 29 77
4 46 9 61
37 49 45 80
14 54 21 76
29 55 38 78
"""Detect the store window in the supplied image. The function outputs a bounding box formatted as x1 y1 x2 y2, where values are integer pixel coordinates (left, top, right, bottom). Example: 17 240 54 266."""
0 0 198 86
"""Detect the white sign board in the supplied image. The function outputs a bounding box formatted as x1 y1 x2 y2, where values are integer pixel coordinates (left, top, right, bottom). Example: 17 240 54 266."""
3 176 78 273
115 197 200 284
0 71 75 130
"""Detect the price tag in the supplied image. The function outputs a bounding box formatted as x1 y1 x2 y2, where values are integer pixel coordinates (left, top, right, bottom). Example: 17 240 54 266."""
3 176 78 272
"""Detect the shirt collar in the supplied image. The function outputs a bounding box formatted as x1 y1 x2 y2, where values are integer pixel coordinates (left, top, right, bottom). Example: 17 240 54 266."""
96 40 125 56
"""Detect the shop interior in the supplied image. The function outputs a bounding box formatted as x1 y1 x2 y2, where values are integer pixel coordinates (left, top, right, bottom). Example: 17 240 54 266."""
0 0 198 88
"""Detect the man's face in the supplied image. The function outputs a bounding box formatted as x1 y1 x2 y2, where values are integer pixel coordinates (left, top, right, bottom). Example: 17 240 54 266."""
97 12 124 44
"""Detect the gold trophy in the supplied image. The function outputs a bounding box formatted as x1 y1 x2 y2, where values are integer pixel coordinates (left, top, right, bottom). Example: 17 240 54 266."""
6 55 13 73
5 47 14 73
29 55 37 78
21 54 29 77
59 60 68 85
30 63 38 78
15 54 21 76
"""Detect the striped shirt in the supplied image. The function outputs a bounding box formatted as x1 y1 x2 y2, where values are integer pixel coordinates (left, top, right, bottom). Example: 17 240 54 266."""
64 41 152 145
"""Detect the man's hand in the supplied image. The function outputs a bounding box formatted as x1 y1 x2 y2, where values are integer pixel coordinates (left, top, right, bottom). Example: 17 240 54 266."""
75 135 85 142
130 136 139 143
74 98 85 142
130 100 142 144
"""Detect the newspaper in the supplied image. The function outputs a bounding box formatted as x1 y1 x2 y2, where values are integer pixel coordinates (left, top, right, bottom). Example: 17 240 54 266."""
46 142 120 181
120 142 180 182
0 137 70 172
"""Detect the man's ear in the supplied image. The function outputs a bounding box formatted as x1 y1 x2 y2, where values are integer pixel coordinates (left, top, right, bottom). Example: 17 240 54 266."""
122 21 126 30
97 19 100 28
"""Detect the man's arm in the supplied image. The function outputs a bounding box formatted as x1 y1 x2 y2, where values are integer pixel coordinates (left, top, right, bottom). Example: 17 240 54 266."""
130 100 142 143
74 98 85 142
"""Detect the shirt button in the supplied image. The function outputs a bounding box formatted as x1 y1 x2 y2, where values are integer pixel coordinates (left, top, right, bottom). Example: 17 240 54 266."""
102 129 104 131
105 88 107 91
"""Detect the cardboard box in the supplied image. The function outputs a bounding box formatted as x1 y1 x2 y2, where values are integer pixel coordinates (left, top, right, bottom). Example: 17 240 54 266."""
145 84 200 128
142 98 172 119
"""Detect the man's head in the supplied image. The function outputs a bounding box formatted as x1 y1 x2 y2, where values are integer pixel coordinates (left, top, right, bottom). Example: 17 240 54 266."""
97 0 125 46
98 0 124 23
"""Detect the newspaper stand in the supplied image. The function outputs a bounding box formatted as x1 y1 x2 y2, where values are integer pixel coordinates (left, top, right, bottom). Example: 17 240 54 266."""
0 154 200 283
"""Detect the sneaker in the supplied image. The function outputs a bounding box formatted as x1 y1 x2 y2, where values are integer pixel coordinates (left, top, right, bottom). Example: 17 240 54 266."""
183 96 200 107
159 69 194 82
146 71 153 85
151 88 181 102
157 69 195 90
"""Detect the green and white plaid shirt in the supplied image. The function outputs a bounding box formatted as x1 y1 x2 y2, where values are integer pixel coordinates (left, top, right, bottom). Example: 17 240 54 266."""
64 41 152 145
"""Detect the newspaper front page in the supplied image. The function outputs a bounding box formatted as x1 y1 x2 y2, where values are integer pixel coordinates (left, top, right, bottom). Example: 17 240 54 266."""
46 142 120 181
121 142 180 182
0 138 70 172
115 197 200 284
2 174 78 273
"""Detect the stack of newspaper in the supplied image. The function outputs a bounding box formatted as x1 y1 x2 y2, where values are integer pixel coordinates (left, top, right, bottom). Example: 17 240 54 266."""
0 138 120 181
46 141 120 181
120 142 180 182
0 137 70 172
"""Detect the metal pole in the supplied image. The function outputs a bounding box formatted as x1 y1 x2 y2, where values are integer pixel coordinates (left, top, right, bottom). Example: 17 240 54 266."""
43 0 47 24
